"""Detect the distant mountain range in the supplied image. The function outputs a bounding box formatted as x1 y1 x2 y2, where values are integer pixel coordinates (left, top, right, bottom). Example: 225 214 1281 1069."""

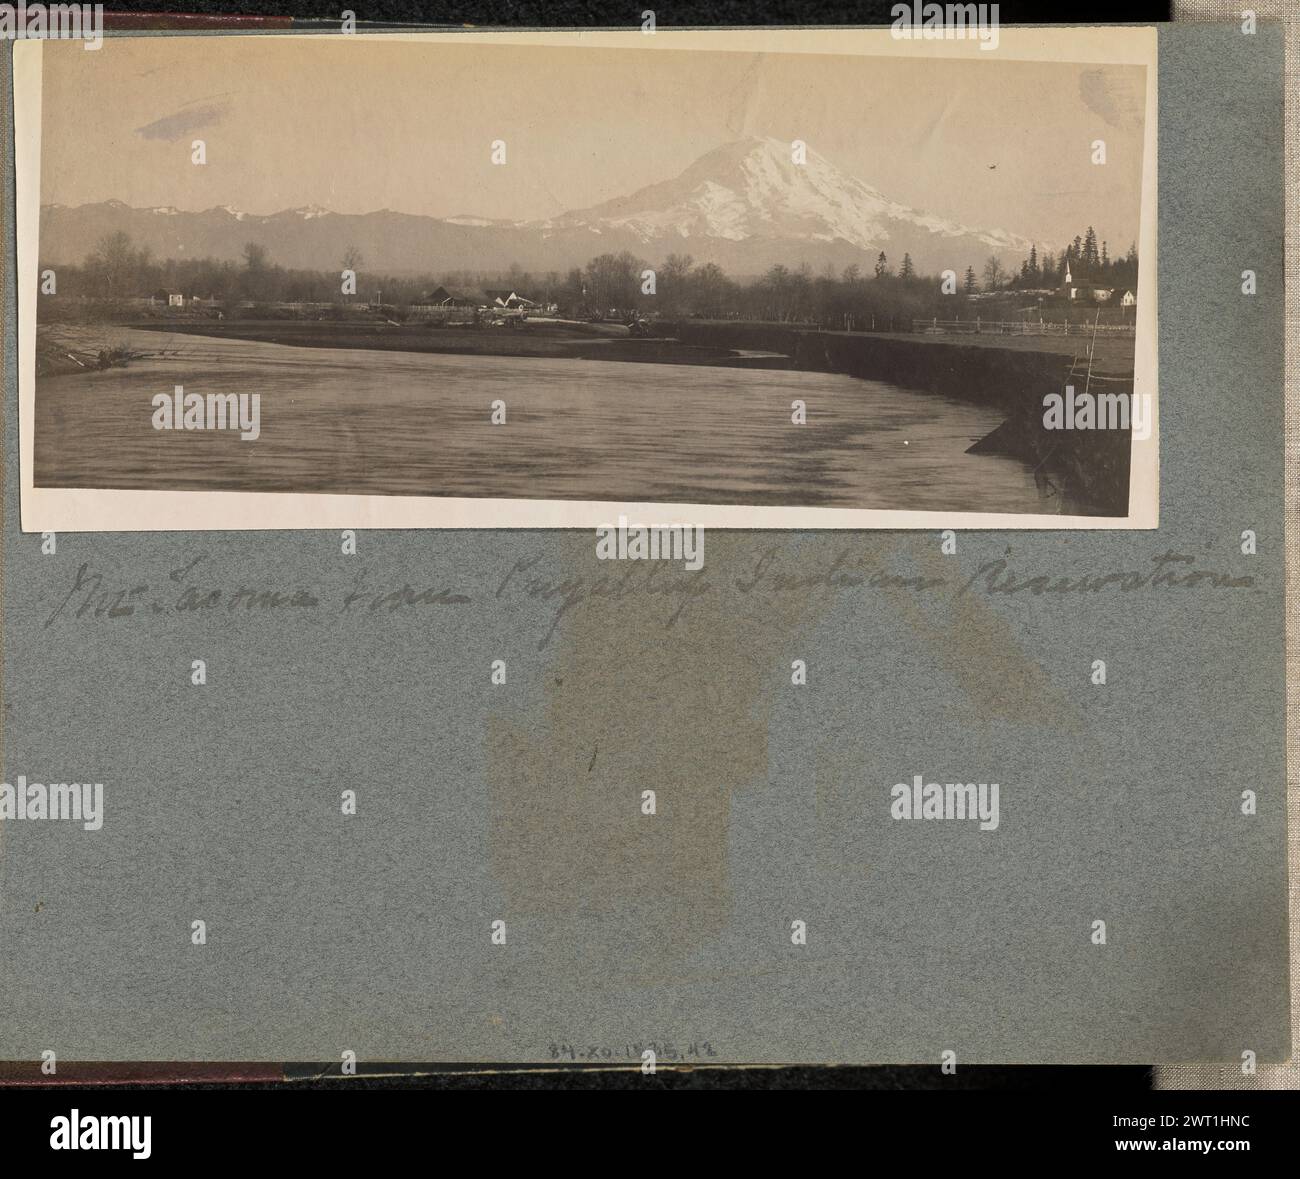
40 137 1036 278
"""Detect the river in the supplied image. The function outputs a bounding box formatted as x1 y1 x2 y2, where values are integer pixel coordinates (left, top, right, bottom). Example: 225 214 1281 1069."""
34 327 1052 512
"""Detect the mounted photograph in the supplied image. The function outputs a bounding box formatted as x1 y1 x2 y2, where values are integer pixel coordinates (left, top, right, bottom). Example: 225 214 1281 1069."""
15 26 1158 531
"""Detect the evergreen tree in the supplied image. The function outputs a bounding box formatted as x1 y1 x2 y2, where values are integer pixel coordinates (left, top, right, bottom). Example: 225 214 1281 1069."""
963 265 977 294
900 252 914 279
1083 226 1098 269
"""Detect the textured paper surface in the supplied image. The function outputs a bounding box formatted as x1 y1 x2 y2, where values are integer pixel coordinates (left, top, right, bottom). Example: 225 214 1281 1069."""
0 24 1288 1064
1156 0 1298 1094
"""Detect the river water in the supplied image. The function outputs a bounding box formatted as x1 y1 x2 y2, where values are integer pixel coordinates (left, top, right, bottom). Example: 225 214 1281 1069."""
35 327 1051 512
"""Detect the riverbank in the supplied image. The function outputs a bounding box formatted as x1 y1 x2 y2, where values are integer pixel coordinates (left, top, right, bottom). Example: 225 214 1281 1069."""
659 320 1135 516
128 318 791 369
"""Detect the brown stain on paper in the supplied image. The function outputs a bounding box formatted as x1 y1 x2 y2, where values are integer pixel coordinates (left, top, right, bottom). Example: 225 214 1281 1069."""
485 537 830 972
484 536 1079 980
887 545 1081 731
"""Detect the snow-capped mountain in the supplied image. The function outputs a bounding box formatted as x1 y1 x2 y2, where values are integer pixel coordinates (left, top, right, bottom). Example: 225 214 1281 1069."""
38 137 1035 276
549 136 1032 262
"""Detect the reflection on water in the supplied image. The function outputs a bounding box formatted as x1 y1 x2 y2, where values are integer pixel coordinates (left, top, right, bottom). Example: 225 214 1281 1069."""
35 327 1052 512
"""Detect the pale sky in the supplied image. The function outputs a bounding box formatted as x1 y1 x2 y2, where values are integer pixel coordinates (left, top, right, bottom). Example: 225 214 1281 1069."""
39 36 1147 249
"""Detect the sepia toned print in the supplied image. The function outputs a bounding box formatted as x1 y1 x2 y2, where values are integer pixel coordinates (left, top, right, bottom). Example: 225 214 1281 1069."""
16 27 1158 531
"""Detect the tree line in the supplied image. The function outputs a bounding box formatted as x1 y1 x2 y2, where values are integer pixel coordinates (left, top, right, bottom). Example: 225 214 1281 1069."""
49 227 1138 327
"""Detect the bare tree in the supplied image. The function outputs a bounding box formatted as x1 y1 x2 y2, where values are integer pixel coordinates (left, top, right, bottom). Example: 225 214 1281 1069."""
87 231 143 295
583 251 644 313
660 252 694 313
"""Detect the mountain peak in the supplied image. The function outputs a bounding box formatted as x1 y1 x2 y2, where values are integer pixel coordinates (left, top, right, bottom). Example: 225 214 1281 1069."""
551 136 1030 266
671 136 837 187
282 204 332 219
